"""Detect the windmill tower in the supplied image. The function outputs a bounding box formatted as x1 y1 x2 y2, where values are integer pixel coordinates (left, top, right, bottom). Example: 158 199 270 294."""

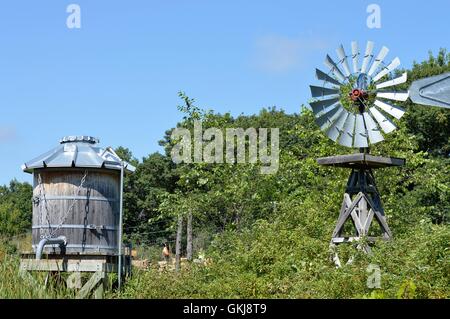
309 41 450 266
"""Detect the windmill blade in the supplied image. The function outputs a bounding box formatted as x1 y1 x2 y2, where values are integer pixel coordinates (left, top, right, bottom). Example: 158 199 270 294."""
368 46 389 76
315 105 344 131
351 41 359 73
324 54 346 83
326 110 349 142
336 45 351 77
369 107 397 133
310 85 340 98
315 68 342 87
360 41 374 74
374 99 405 120
376 91 409 102
363 112 384 144
310 97 340 116
338 113 356 147
376 72 407 89
353 114 369 148
372 57 401 82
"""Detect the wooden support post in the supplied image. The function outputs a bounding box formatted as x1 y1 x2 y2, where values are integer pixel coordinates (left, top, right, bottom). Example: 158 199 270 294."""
94 273 108 299
187 211 193 261
175 215 183 272
76 271 105 299
67 272 82 289
18 269 46 298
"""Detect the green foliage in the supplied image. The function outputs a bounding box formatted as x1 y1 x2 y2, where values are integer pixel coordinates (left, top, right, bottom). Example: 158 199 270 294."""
117 51 450 298
0 180 32 237
120 151 178 245
117 97 448 299
119 217 448 299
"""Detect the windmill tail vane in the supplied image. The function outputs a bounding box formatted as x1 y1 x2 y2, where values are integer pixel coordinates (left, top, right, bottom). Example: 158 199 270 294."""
409 72 450 109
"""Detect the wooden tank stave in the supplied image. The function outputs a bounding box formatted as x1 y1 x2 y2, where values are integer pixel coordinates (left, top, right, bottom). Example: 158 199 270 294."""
32 168 120 255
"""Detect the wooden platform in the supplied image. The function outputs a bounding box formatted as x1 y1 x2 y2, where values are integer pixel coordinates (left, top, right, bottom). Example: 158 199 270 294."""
317 153 405 169
20 258 117 273
20 253 118 272
19 252 131 298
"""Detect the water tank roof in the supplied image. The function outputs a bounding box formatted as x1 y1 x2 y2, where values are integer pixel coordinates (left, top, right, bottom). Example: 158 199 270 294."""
22 136 136 174
59 135 99 144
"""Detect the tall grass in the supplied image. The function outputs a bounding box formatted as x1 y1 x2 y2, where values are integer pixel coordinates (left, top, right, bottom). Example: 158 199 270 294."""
0 236 75 298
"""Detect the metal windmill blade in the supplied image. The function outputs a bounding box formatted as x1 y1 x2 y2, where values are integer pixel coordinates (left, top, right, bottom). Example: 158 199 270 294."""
376 92 409 102
368 46 389 77
338 113 355 148
310 85 340 98
336 45 351 77
376 72 407 89
326 110 349 142
360 41 374 74
310 96 340 116
324 55 347 83
316 68 342 87
351 41 359 74
372 57 401 82
368 107 397 133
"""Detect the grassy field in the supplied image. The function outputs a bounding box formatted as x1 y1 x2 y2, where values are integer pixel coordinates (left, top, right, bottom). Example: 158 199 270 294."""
1 222 448 299
0 235 75 298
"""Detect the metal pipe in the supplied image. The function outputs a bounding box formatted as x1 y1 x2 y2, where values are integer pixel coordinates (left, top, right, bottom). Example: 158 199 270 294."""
118 161 124 290
36 236 67 260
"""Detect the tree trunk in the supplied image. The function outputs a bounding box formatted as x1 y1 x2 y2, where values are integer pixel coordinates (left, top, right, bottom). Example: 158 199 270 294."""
186 211 193 261
175 215 183 272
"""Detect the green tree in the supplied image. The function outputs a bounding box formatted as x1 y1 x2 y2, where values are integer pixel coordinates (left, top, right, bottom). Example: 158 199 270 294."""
118 149 178 245
0 180 33 237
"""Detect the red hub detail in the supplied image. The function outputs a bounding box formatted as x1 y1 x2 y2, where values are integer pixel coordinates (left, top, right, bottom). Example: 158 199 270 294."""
349 88 368 102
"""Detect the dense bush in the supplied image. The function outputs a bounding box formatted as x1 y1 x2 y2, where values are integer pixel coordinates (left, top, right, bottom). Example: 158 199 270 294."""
117 106 448 299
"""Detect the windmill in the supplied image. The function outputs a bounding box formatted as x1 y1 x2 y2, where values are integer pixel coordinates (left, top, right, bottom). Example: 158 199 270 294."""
309 41 450 266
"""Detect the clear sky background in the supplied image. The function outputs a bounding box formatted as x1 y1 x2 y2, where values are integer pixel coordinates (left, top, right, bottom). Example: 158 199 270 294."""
0 0 449 185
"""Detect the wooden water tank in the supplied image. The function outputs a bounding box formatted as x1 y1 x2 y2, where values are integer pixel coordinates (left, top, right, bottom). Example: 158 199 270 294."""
22 136 135 256
31 168 120 255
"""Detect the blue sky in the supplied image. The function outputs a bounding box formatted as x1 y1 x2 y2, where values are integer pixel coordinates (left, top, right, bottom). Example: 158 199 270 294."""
0 0 449 185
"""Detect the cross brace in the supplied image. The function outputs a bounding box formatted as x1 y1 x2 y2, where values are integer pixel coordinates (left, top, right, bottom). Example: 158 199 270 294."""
330 168 393 266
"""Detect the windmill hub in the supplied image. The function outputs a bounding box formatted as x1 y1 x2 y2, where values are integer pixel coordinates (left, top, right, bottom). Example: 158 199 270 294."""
349 88 368 102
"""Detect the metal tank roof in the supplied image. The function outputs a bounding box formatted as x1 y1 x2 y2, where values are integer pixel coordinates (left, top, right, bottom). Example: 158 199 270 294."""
22 136 136 173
